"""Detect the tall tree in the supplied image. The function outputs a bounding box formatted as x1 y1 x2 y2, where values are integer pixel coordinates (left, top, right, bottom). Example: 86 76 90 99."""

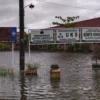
52 16 79 27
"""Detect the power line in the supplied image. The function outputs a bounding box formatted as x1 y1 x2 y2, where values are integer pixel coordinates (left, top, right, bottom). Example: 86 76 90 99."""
36 0 100 11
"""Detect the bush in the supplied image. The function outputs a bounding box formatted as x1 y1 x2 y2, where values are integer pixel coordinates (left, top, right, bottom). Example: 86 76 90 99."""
74 44 79 51
81 44 89 52
68 44 74 51
0 43 10 51
26 62 39 70
0 68 14 76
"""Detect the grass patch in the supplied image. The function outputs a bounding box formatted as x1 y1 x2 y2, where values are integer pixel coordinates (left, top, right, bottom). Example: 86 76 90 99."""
26 62 39 70
0 68 14 76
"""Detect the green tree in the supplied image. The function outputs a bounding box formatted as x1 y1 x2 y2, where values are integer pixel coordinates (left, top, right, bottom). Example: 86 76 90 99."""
24 33 28 48
52 16 79 27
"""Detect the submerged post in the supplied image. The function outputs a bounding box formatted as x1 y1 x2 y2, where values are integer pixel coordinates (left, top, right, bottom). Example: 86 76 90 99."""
19 0 25 70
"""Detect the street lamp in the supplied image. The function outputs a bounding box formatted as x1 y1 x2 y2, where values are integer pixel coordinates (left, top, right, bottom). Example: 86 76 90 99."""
24 3 34 9
29 4 34 9
19 0 34 70
40 30 44 34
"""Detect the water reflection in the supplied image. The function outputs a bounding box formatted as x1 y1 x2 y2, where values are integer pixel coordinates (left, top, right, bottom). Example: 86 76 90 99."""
1 52 100 99
50 79 60 89
19 72 27 100
92 70 100 99
0 75 20 99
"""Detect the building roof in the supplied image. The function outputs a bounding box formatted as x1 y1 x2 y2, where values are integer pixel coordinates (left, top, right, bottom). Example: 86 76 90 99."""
50 17 100 28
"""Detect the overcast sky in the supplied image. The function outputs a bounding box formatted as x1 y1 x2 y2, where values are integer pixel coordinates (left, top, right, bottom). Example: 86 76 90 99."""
0 0 100 31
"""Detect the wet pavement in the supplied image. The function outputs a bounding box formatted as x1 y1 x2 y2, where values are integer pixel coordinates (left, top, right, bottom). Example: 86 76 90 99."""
0 51 100 100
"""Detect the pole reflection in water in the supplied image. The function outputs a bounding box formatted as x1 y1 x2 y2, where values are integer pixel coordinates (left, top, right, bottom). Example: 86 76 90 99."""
19 72 27 100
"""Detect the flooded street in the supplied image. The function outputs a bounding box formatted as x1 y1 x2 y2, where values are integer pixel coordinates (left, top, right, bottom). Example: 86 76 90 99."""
0 51 100 100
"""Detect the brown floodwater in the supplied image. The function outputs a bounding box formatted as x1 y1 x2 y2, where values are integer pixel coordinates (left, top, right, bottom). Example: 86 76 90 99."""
0 51 99 100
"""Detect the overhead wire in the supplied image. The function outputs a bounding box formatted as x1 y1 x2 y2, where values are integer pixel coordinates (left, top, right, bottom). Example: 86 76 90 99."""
36 0 100 11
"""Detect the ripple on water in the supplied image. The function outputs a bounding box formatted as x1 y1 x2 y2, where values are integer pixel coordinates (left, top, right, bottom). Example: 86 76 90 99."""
0 52 99 100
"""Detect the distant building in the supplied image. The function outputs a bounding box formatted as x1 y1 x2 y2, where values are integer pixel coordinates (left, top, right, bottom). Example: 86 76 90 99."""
18 17 100 51
48 17 100 51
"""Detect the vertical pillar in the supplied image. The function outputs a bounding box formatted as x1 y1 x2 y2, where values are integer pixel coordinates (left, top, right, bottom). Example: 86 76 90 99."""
19 0 25 70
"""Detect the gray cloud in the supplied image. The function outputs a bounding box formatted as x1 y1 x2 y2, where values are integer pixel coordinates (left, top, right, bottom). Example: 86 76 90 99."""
0 0 100 30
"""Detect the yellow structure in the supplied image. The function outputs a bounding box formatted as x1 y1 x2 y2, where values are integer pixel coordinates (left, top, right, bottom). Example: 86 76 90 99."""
8 68 14 75
24 69 37 75
50 68 60 79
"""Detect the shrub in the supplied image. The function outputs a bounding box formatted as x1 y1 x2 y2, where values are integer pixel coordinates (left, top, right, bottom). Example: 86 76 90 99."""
26 62 39 70
68 44 74 51
0 68 14 76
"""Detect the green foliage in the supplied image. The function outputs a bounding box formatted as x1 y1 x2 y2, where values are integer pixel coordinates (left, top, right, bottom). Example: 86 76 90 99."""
43 45 48 49
52 44 58 49
74 44 80 51
5 45 10 50
0 43 4 49
0 68 13 76
74 44 89 52
0 68 8 76
48 44 53 49
68 44 74 51
48 44 58 51
24 34 28 48
26 62 39 70
81 44 89 51
0 43 10 51
52 16 79 27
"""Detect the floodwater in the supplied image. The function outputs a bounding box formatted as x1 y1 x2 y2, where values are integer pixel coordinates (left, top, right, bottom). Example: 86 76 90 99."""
0 51 100 100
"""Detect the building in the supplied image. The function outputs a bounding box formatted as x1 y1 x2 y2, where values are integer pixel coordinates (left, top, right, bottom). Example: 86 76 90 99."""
17 17 100 52
48 17 100 52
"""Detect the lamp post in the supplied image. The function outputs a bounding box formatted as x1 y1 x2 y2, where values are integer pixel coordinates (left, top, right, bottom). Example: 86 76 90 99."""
19 0 34 70
24 3 34 9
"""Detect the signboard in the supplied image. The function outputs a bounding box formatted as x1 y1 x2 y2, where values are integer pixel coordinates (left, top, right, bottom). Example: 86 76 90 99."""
56 28 79 44
82 28 100 42
29 28 100 44
30 29 54 44
0 27 16 42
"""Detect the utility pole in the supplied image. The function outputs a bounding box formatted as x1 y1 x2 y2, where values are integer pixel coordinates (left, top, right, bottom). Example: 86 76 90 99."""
19 0 25 70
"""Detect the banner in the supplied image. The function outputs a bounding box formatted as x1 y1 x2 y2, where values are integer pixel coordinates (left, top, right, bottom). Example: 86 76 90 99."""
30 29 54 44
29 28 100 44
82 28 100 42
56 28 79 44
